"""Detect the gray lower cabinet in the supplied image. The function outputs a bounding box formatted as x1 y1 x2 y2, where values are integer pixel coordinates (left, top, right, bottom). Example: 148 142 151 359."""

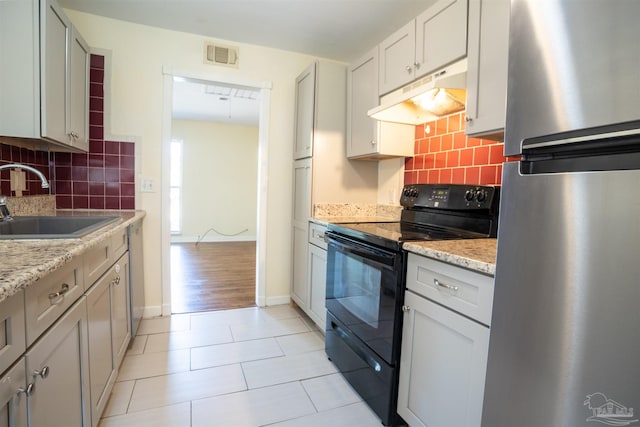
111 253 131 368
25 296 90 427
86 251 131 427
0 359 28 427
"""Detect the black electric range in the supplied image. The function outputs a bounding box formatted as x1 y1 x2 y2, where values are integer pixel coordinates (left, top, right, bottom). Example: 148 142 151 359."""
324 183 500 427
327 183 500 250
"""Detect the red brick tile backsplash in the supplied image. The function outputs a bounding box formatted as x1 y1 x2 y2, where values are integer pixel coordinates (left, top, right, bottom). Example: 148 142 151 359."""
0 54 135 210
404 111 518 186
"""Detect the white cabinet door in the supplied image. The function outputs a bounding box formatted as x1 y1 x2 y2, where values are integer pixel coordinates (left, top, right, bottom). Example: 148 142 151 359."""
41 0 71 145
293 62 316 159
398 290 490 427
111 253 131 368
25 297 90 427
415 0 468 77
347 48 415 160
347 47 378 158
307 241 327 329
86 272 116 427
291 158 311 309
379 20 416 95
465 0 509 138
0 359 28 427
69 26 90 151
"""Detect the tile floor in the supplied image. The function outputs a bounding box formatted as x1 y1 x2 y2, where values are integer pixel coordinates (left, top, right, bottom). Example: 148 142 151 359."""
98 304 383 427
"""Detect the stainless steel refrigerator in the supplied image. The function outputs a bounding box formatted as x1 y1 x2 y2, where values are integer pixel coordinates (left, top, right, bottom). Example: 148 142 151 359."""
482 1 640 426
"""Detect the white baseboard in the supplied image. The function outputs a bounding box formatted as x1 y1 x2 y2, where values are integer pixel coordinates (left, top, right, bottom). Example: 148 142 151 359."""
143 305 163 318
171 235 257 243
265 295 291 306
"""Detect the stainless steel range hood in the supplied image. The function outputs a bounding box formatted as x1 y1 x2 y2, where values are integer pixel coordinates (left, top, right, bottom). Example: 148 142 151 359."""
368 58 467 125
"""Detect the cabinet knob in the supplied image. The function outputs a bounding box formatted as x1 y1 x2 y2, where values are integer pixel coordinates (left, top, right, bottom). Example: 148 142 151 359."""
465 116 473 123
17 383 34 397
405 65 413 74
402 305 410 312
414 62 421 69
34 366 50 379
370 140 376 146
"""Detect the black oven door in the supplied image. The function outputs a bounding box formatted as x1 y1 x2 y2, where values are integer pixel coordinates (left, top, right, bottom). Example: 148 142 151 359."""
325 232 405 365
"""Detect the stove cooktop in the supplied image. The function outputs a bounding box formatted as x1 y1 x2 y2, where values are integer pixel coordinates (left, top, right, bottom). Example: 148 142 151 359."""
326 184 501 251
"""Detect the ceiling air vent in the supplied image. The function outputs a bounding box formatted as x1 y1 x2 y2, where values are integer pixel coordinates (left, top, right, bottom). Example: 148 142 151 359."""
204 42 239 68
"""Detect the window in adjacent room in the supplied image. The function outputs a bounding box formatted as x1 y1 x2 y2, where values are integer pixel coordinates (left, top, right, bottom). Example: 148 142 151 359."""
170 139 183 234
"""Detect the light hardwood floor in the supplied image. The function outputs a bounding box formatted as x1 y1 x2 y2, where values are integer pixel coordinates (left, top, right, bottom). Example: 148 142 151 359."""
170 241 256 314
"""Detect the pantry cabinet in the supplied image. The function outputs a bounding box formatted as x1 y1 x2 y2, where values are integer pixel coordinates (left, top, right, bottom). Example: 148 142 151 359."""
0 0 89 151
347 48 414 159
293 63 316 159
379 0 468 95
465 0 509 139
291 159 311 310
290 60 378 319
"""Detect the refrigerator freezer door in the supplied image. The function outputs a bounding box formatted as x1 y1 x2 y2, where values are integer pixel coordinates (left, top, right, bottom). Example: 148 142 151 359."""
504 0 640 155
482 161 640 427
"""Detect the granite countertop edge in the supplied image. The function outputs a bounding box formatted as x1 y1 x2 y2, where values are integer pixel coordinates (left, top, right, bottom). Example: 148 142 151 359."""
403 239 497 276
0 210 146 304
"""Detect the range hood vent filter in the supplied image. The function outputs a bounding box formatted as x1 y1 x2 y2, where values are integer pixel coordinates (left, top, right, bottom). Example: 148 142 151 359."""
369 58 467 125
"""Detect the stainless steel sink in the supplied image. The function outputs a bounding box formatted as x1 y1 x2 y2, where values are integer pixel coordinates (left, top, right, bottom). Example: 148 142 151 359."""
0 216 120 239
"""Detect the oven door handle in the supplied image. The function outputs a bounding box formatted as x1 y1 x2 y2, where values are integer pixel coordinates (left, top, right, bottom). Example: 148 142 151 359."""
325 232 396 268
330 320 382 373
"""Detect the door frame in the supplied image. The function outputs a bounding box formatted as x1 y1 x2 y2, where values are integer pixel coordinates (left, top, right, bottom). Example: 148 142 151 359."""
161 65 272 315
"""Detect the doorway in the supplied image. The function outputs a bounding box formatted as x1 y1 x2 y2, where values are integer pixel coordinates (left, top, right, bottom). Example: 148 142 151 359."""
161 69 271 316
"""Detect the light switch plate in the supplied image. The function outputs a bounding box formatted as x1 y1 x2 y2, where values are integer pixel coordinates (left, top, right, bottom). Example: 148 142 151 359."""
141 178 156 193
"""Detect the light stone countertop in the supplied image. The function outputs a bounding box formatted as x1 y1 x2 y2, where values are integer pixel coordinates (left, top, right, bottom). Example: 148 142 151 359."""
311 216 398 227
0 210 146 304
403 239 498 276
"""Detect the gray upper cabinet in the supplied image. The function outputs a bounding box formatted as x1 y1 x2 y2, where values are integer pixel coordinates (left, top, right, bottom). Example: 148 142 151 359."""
379 20 416 95
347 48 414 159
415 0 468 78
0 0 89 151
293 63 316 159
379 0 468 95
69 26 91 151
465 0 509 139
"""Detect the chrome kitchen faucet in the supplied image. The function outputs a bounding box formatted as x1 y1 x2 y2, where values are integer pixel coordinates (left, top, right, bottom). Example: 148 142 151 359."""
0 163 50 221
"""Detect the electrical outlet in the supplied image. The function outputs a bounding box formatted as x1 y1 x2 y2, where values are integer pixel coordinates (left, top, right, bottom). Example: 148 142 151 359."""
141 178 155 193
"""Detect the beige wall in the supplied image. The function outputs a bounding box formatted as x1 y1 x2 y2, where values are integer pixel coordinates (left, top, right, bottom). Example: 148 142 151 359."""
66 10 329 311
171 120 258 242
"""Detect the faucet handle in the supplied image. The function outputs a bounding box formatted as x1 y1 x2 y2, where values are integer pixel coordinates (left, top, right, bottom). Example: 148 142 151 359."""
0 195 12 221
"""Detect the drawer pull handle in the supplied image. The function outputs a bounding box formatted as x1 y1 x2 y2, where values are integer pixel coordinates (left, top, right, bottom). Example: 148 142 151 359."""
434 278 458 292
34 366 49 379
17 383 34 397
48 284 70 301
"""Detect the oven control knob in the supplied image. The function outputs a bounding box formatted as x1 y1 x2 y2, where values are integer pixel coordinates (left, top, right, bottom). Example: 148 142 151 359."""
476 190 487 202
465 190 475 201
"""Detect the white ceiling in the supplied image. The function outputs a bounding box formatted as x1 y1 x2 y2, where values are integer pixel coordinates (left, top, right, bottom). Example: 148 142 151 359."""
58 0 437 125
172 79 261 125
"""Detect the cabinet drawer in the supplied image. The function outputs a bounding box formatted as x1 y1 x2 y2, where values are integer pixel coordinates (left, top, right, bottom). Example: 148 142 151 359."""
84 239 111 286
0 291 26 376
308 222 327 250
406 253 494 326
110 227 128 262
25 258 84 346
